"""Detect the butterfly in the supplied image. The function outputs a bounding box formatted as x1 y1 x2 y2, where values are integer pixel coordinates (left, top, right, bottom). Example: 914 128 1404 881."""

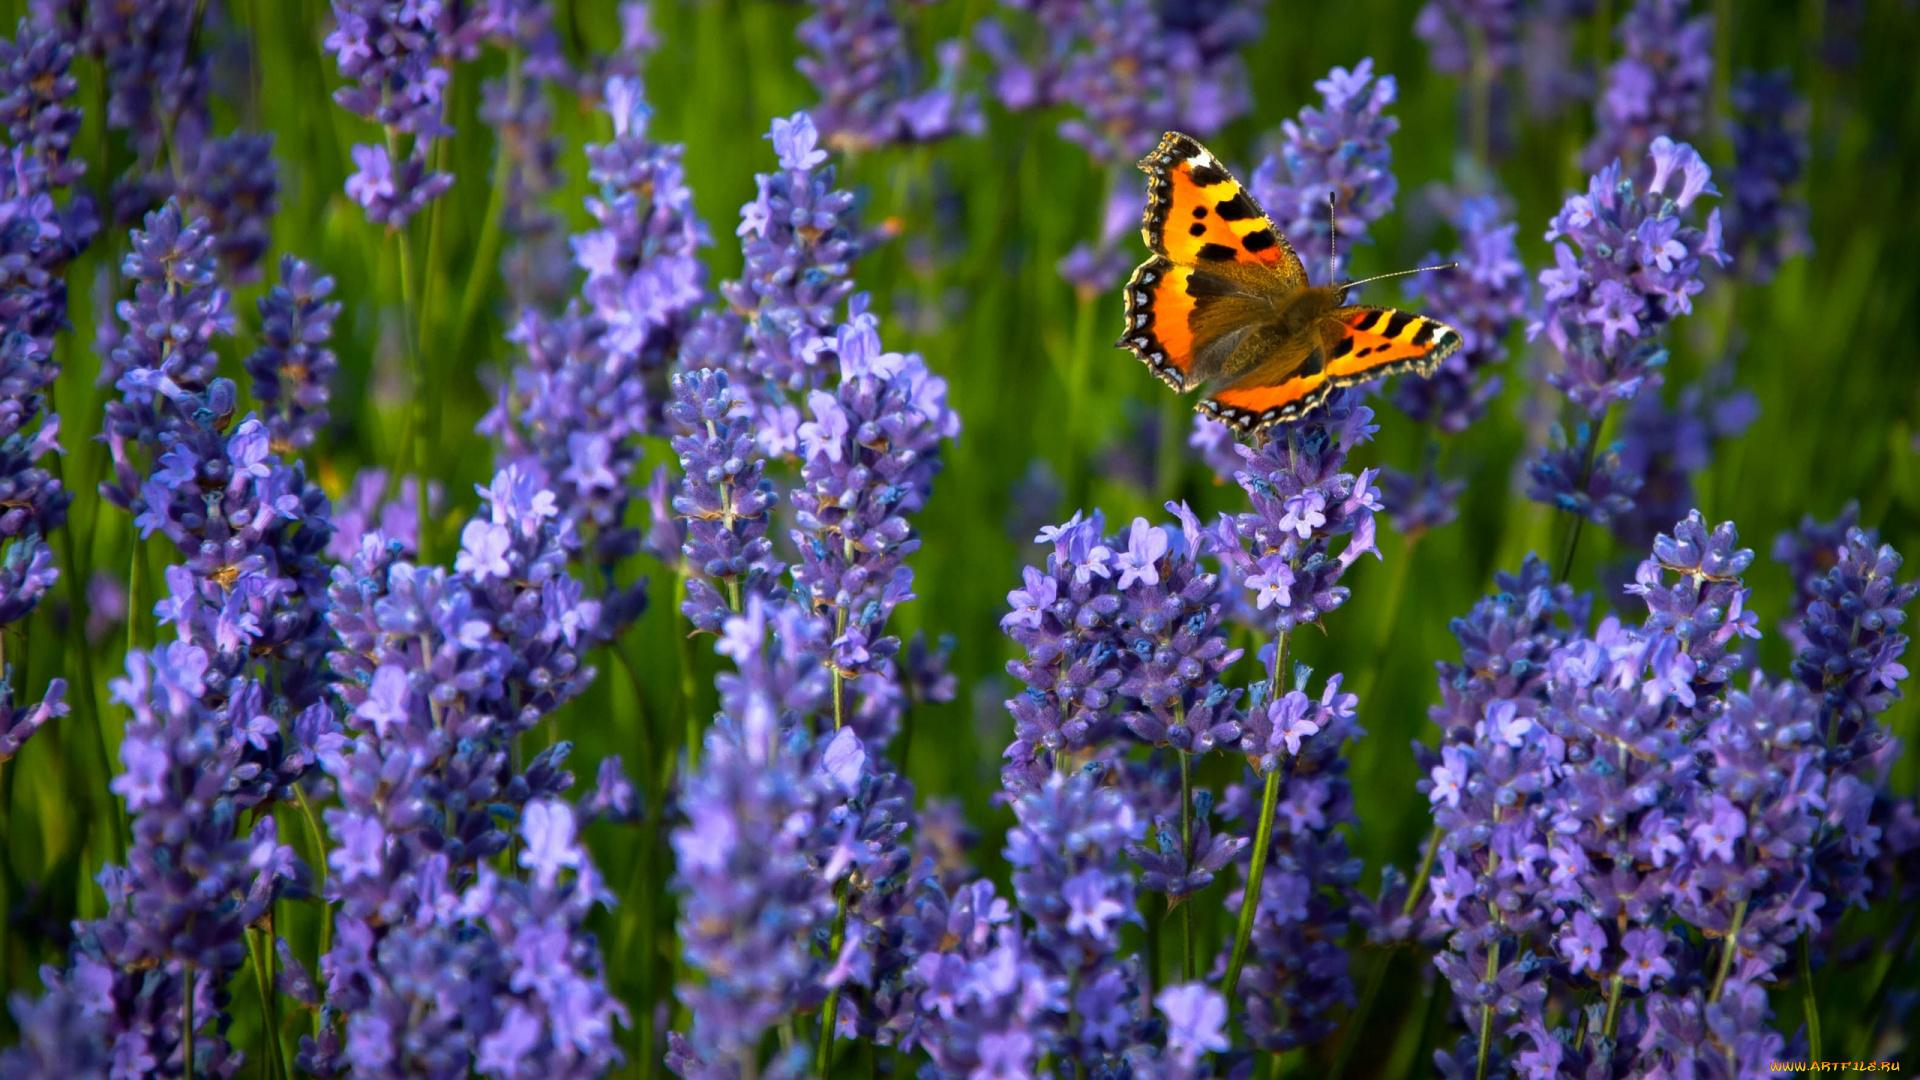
1118 131 1462 434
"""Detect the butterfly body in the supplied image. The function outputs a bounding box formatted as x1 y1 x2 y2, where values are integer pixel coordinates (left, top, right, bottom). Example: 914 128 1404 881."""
1119 131 1462 433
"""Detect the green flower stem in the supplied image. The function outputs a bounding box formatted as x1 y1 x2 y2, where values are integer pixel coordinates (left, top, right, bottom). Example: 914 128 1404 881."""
1555 405 1610 585
184 960 197 1079
673 567 700 770
1602 973 1626 1040
1473 936 1498 1080
295 786 331 962
1178 742 1195 983
1329 948 1392 1080
46 380 121 859
818 881 850 1076
1799 935 1822 1062
1711 899 1747 1003
452 51 519 365
249 924 283 1080
1223 632 1290 998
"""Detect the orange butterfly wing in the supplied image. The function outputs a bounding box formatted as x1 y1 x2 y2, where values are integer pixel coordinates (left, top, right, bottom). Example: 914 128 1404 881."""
1119 132 1306 390
1200 306 1463 432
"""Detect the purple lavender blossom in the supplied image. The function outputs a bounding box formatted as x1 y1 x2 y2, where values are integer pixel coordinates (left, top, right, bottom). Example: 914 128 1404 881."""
1000 509 1130 789
1211 392 1383 635
1418 514 1845 1077
1790 528 1913 778
786 303 961 742
1224 659 1365 1050
1581 0 1714 172
686 112 871 413
1414 0 1521 79
1726 70 1812 283
4 644 310 1080
797 0 981 151
96 201 230 410
667 600 850 1071
1249 59 1398 287
1532 138 1724 409
666 368 785 635
0 20 92 643
309 465 618 1077
1394 194 1528 435
483 76 709 619
326 1 455 229
0 18 84 185
1526 139 1726 528
1002 767 1149 1070
245 254 341 452
902 877 1058 1079
0 675 63 761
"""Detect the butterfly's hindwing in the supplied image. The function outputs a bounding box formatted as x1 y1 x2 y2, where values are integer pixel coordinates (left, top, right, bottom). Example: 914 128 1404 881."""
1118 255 1195 390
1198 306 1463 433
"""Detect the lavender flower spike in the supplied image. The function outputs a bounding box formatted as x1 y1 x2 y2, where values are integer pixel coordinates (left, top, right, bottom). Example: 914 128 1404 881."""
797 0 981 152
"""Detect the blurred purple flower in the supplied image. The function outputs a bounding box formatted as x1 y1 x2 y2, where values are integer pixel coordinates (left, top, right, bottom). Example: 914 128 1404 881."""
1582 0 1714 172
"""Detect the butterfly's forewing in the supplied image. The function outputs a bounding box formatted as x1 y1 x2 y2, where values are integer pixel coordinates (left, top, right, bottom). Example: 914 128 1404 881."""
1199 306 1463 433
1136 133 1304 282
1120 132 1308 391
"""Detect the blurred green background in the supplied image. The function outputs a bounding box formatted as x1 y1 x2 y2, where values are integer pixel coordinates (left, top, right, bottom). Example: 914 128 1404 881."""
2 0 1917 1074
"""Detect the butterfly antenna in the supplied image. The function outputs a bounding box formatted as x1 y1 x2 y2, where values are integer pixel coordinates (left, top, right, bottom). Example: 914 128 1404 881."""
1327 191 1338 273
1343 262 1459 291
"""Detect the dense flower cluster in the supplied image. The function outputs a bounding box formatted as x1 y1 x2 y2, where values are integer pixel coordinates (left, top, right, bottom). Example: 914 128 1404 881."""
787 300 960 742
246 255 342 453
1527 138 1726 526
797 0 980 151
1251 59 1399 287
683 112 871 422
1581 0 1715 171
974 0 1264 165
1416 511 1914 1078
1 644 310 1078
101 204 336 708
667 367 785 634
306 464 620 1076
0 18 90 648
326 0 456 227
1726 70 1812 284
484 76 708 628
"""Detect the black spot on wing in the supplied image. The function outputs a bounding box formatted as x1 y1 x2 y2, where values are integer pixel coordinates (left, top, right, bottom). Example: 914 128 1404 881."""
1241 230 1277 254
1188 163 1230 188
1189 223 1206 237
1214 192 1258 221
1195 242 1239 262
1328 335 1355 360
1192 206 1208 219
1349 310 1385 333
1382 311 1416 338
1182 271 1238 298
1410 321 1436 348
1298 349 1325 377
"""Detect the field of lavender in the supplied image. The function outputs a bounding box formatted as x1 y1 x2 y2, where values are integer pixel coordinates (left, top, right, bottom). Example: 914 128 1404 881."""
1 0 1917 1077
